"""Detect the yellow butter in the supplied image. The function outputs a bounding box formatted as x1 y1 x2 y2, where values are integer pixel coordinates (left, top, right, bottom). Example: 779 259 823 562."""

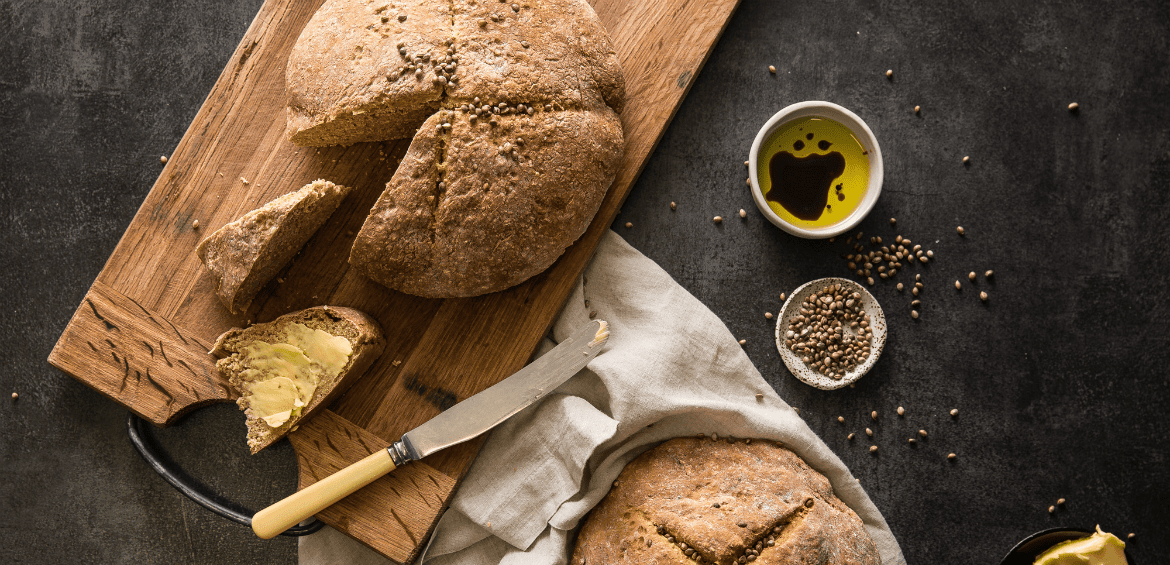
249 377 304 428
282 323 353 377
1034 526 1127 565
239 323 353 429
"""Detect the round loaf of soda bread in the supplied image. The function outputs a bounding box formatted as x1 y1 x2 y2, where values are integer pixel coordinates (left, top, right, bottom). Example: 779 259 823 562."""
287 0 626 298
571 437 880 565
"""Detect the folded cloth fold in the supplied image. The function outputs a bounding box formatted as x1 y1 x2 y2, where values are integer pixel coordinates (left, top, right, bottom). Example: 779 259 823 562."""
300 230 905 565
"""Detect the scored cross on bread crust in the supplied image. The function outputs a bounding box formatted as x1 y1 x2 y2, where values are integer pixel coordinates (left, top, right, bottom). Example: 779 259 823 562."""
571 437 880 565
287 0 625 298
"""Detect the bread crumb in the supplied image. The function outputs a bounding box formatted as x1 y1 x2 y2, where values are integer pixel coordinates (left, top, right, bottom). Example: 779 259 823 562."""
192 220 200 229
240 177 249 185
392 360 402 366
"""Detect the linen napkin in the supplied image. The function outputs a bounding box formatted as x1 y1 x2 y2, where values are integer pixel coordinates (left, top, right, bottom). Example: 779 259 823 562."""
300 230 906 565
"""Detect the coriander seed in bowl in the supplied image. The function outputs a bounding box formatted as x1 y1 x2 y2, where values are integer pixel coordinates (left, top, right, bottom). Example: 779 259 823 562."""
775 278 886 390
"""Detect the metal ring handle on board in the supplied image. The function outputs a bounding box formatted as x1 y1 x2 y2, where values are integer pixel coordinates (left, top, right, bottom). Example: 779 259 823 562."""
126 412 325 537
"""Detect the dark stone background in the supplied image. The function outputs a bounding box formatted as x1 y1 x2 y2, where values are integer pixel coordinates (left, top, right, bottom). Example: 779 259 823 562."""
2 0 1167 562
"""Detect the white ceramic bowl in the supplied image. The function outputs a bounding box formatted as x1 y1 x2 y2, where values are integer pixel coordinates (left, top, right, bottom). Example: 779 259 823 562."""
774 278 886 390
748 101 883 239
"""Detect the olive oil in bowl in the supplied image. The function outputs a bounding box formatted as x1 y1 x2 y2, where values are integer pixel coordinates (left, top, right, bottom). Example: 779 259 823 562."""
748 102 883 238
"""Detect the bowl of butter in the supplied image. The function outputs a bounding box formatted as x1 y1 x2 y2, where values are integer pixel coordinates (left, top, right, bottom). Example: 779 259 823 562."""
1000 526 1135 565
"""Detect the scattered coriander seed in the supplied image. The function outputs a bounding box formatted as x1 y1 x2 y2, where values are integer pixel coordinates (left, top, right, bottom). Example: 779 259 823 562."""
768 65 776 74
897 406 905 416
871 410 878 420
947 453 957 460
10 392 16 400
511 3 519 11
192 220 200 229
890 217 897 226
897 283 904 291
838 416 845 423
744 160 749 166
738 339 747 345
1057 498 1066 505
968 271 977 281
866 428 873 436
912 287 919 296
911 310 919 319
919 429 927 437
739 209 747 218
908 438 916 444
624 222 632 228
870 445 878 453
985 270 993 278
756 392 764 401
779 293 786 301
1068 102 1079 111
980 291 988 301
956 226 965 235
885 69 893 78
713 216 723 223
670 201 677 210
916 274 922 282
954 280 962 290
914 105 921 114
160 155 168 164
1048 505 1056 514
950 408 959 417
765 312 773 319
848 433 855 440
963 156 970 164
867 277 875 286
1127 533 1135 540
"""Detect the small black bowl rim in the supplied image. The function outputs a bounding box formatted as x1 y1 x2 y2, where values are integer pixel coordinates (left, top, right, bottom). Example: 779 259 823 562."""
1001 527 1136 565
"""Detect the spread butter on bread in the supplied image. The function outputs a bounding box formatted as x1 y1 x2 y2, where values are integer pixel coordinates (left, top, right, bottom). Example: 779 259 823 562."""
210 306 385 453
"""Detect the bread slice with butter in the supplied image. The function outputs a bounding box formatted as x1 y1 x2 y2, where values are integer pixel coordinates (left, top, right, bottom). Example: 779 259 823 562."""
196 179 351 314
211 306 385 453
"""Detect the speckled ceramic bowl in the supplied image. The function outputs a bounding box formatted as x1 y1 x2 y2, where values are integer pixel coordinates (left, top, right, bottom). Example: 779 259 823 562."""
1000 528 1136 565
774 278 886 390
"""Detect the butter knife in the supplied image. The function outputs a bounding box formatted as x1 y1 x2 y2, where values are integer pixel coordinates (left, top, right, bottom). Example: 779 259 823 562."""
251 319 610 539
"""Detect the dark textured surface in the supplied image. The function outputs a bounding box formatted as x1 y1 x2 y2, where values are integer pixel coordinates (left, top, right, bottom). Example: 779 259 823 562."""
2 0 1167 563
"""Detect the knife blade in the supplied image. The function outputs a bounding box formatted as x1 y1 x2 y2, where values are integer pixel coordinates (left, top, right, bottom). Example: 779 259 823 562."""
251 319 610 539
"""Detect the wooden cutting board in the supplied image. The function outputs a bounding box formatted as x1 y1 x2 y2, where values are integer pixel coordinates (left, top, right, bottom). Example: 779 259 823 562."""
48 0 740 560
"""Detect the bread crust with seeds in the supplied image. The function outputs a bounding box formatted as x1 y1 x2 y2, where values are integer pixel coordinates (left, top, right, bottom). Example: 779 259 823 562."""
211 306 385 453
571 437 880 565
287 0 625 297
286 0 451 147
349 103 623 297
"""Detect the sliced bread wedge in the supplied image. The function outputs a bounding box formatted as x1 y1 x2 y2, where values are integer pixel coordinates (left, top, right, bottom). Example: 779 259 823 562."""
197 179 351 314
211 306 385 453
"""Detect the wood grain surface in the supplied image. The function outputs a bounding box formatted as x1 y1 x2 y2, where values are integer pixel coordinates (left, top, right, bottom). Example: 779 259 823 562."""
47 0 740 560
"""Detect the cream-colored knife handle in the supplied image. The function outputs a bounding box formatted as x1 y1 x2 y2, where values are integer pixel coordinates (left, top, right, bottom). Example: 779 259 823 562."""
252 448 396 539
